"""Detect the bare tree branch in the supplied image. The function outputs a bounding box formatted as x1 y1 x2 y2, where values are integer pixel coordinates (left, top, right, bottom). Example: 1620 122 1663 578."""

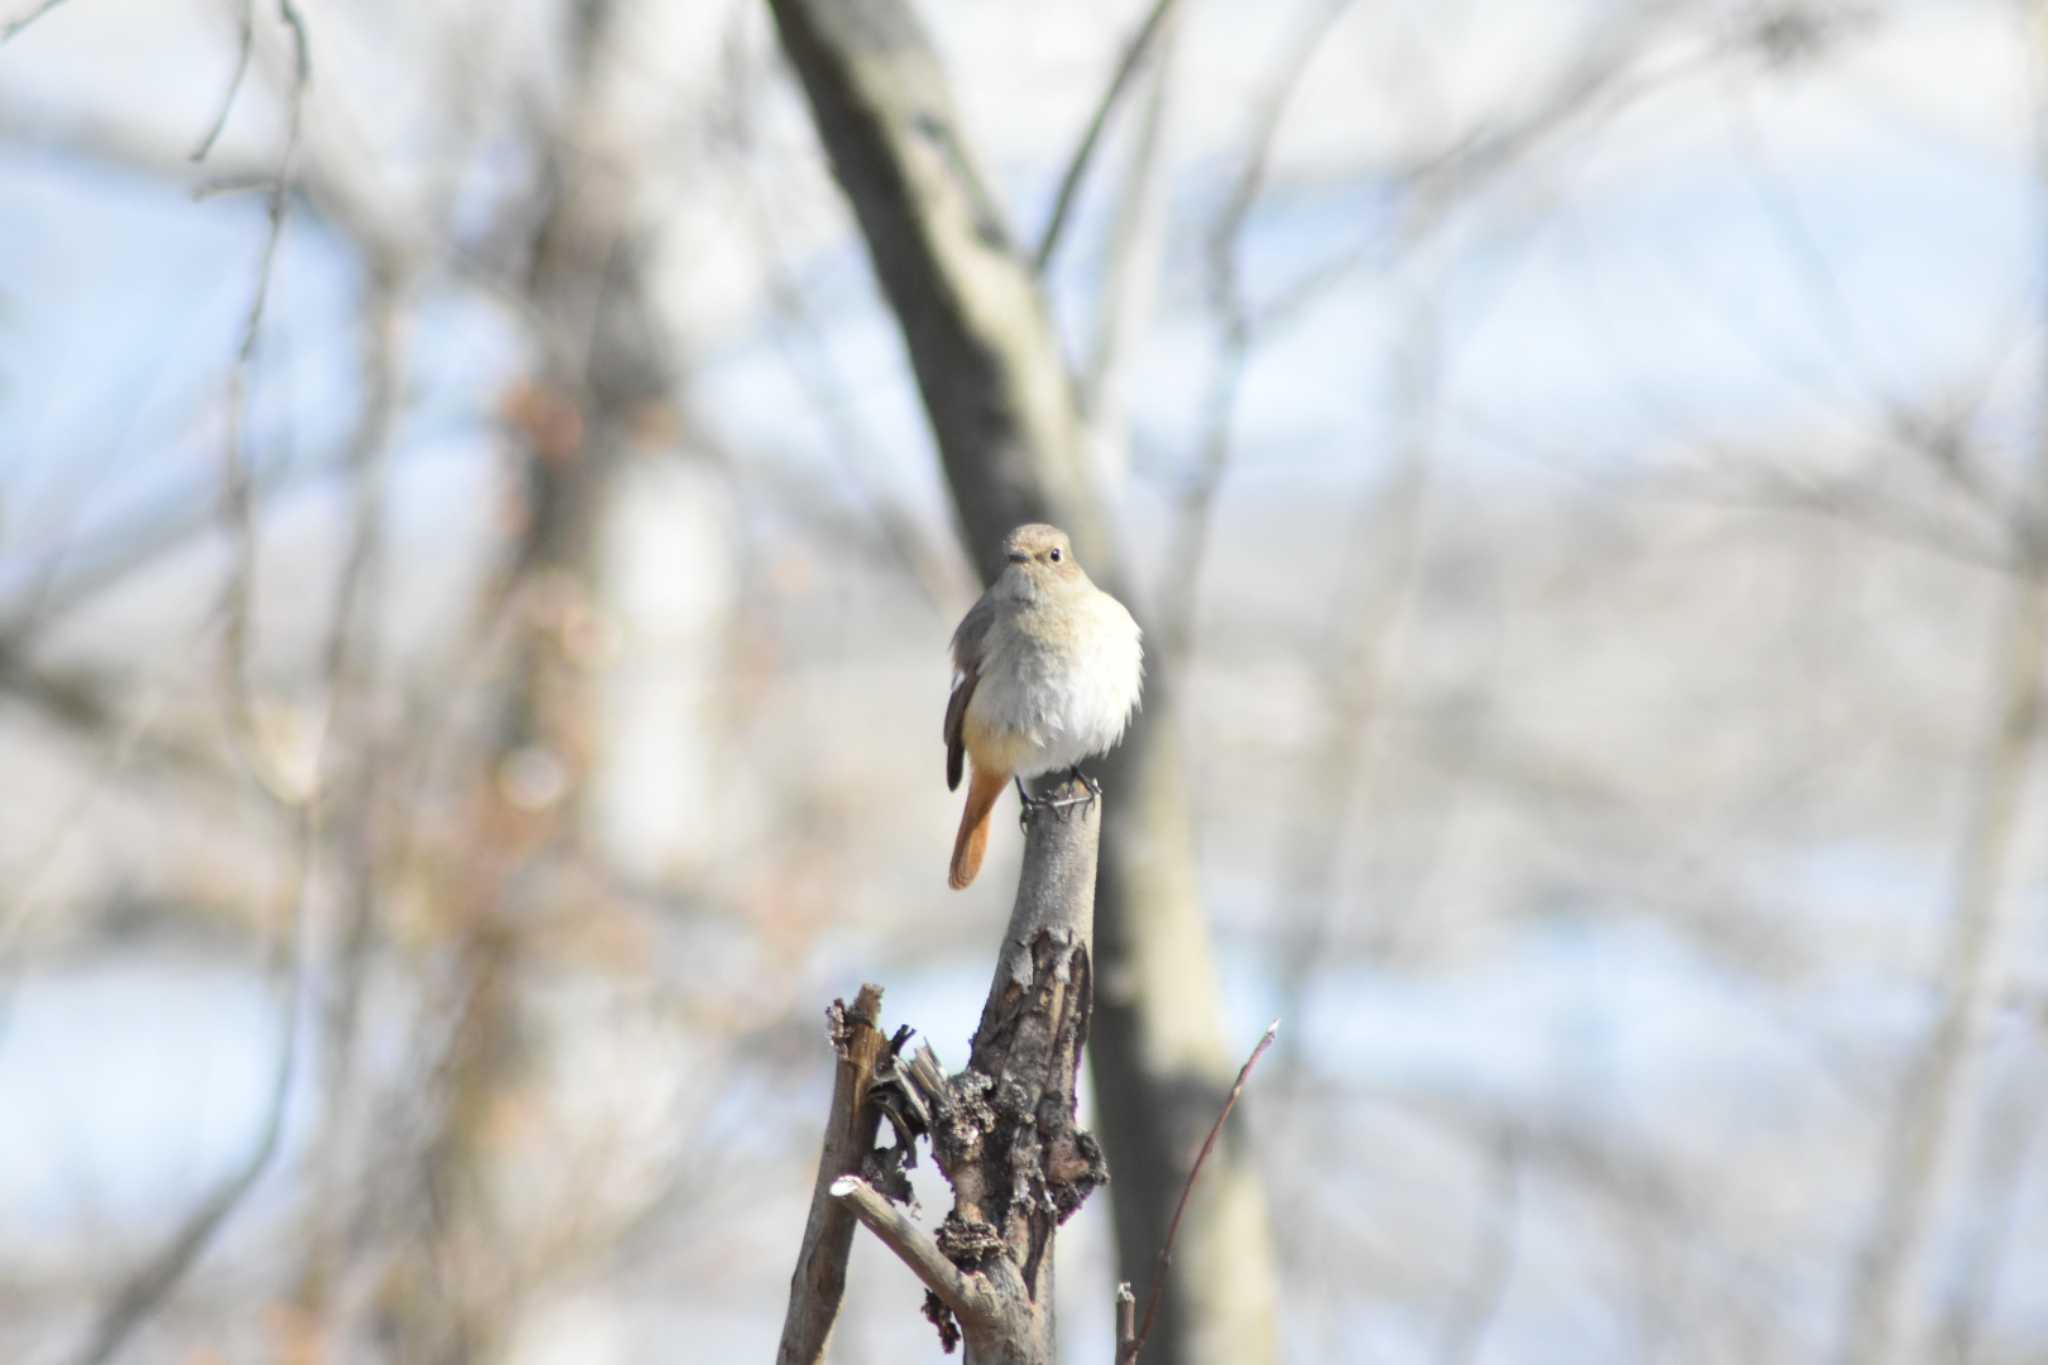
1033 0 1180 273
1837 26 2048 1324
1434 1127 1523 1365
778 986 891 1365
1077 11 1175 455
1155 0 1356 672
0 651 240 789
0 0 68 44
830 1176 981 1317
764 0 1101 559
294 260 403 1334
1837 577 2047 1365
190 0 255 161
61 21 325 1356
70 795 318 1365
1934 1055 2048 1363
214 0 310 788
714 109 973 609
1124 1020 1279 1365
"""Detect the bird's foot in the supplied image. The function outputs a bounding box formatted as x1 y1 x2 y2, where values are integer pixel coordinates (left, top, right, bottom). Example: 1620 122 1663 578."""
1016 769 1101 827
1016 776 1043 830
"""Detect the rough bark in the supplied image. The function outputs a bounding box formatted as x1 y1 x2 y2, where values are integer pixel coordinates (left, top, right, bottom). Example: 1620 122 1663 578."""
941 780 1108 1362
764 3 1277 1359
779 986 891 1365
784 782 1108 1364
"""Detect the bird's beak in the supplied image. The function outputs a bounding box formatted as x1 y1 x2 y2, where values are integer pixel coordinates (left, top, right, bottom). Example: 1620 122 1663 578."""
1006 551 1028 564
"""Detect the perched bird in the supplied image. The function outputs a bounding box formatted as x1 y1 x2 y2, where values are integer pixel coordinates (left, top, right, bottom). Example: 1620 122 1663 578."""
944 523 1144 889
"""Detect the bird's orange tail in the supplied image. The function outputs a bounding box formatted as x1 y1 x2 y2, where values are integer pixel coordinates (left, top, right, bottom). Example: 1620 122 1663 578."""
949 765 1008 889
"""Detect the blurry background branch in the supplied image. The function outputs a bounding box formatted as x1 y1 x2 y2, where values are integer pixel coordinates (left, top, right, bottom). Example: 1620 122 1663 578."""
70 802 314 1365
1837 573 2046 1365
1033 0 1181 275
1834 29 2048 1336
0 0 68 44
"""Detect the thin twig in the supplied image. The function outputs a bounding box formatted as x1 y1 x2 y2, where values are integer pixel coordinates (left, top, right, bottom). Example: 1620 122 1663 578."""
778 987 891 1365
1033 0 1179 273
1115 1281 1137 1357
1719 74 2017 540
0 0 69 44
298 263 402 1316
0 649 195 969
1935 1058 2048 1362
1834 47 2048 1333
216 0 310 778
1077 6 1174 435
62 23 318 1356
1838 578 2048 1365
1124 1019 1280 1365
1434 1126 1522 1365
1156 0 1354 672
70 794 319 1365
190 0 255 161
1246 12 1726 340
728 148 969 610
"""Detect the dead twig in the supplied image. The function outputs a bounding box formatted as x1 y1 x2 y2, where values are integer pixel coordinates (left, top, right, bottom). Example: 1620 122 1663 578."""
1076 6 1174 447
777 986 892 1365
1156 0 1355 673
1115 1281 1137 1357
295 262 403 1324
69 793 319 1365
830 1176 981 1317
215 0 310 784
1123 1019 1280 1365
1434 1126 1523 1365
62 18 321 1360
1838 578 2048 1365
1033 0 1180 273
190 0 255 161
0 0 69 44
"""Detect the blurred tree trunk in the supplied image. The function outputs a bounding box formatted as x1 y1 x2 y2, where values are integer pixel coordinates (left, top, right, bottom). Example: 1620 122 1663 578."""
392 0 709 1356
766 3 1279 1361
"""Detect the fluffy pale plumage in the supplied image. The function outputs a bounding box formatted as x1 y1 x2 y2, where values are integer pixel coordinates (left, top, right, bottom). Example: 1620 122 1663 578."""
944 523 1143 889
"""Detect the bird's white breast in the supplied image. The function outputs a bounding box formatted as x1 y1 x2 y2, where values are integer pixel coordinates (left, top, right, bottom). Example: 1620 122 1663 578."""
965 590 1143 778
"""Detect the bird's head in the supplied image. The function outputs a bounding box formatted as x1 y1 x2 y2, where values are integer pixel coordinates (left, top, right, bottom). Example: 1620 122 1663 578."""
1001 523 1084 590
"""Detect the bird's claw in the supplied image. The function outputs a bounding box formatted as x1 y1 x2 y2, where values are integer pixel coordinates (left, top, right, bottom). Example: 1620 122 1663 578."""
1018 769 1102 827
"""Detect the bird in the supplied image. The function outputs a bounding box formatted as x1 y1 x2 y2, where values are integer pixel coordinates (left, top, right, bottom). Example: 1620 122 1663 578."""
943 523 1143 889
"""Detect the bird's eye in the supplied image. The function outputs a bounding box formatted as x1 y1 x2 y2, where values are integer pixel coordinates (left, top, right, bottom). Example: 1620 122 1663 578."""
1049 547 1062 562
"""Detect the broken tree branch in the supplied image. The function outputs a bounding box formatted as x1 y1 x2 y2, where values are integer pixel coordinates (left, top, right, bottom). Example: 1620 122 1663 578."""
777 775 1108 1364
830 1175 982 1317
778 985 892 1365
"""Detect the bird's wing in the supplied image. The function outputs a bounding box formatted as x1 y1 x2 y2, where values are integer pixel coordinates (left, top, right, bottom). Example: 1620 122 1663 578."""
945 595 995 792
